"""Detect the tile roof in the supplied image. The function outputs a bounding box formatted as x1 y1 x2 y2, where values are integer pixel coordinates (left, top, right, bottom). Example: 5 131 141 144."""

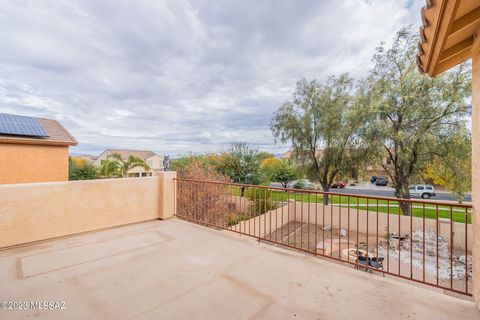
102 149 159 160
417 0 480 76
0 116 77 146
280 149 323 159
76 154 98 161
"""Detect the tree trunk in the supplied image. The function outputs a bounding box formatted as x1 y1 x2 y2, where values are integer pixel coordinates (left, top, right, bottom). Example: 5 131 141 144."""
394 180 411 216
398 198 411 216
322 184 330 205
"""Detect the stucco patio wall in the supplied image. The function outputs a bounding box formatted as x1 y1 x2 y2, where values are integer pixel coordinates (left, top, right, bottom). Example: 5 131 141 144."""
230 201 294 237
291 202 472 252
0 172 176 248
231 200 471 252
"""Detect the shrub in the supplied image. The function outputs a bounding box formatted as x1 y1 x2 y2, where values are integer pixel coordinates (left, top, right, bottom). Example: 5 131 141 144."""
69 158 97 180
293 180 306 189
245 188 277 216
225 214 249 227
260 158 298 188
177 159 232 225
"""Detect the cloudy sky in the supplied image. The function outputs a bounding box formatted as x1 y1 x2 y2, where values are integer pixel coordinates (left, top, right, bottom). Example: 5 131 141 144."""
0 0 422 157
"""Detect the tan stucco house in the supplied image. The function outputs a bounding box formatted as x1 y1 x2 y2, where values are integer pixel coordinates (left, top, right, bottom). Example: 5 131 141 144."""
0 113 77 184
94 149 163 177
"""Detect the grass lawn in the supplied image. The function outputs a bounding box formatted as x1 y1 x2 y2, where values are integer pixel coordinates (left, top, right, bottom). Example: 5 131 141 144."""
229 187 471 224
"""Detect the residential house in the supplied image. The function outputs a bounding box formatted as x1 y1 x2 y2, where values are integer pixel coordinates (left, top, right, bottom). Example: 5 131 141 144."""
94 148 163 177
0 113 77 184
279 149 320 160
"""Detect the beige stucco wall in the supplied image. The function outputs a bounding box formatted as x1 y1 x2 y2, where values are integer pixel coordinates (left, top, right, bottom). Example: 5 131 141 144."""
159 171 177 219
0 143 69 184
291 202 472 252
472 35 480 307
146 154 163 170
233 200 471 252
0 173 176 248
231 201 292 237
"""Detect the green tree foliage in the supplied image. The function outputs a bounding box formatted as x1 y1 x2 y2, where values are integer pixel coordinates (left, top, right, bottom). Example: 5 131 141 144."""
256 151 275 161
217 142 261 196
422 132 471 202
260 157 297 188
355 27 471 213
271 74 362 203
218 142 261 185
105 153 150 178
171 153 224 173
99 159 120 178
171 154 202 172
69 158 97 180
170 156 192 172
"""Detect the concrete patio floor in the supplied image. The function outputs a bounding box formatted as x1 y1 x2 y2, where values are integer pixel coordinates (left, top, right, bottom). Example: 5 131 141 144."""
0 218 478 320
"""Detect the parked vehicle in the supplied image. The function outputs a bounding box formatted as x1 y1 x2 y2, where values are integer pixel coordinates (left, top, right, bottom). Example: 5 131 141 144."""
370 176 377 183
409 185 436 199
331 181 347 188
375 177 388 186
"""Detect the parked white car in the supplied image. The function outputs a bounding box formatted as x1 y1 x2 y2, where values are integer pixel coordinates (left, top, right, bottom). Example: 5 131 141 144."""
409 185 436 199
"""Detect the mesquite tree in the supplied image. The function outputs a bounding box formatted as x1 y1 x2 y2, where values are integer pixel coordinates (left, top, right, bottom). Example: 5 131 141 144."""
355 28 471 215
271 74 360 204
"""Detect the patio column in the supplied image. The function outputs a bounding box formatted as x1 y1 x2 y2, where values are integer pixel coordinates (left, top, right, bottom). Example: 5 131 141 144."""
158 171 177 219
472 29 480 306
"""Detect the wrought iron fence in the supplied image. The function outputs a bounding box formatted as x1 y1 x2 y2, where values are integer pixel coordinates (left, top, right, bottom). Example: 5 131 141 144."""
174 178 472 296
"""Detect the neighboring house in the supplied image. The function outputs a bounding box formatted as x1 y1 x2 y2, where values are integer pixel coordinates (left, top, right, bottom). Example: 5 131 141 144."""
280 150 322 161
279 150 291 160
78 154 98 162
364 164 390 179
94 149 163 177
0 113 77 184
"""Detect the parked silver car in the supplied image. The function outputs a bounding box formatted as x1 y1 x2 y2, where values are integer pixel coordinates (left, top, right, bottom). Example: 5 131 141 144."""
409 185 436 199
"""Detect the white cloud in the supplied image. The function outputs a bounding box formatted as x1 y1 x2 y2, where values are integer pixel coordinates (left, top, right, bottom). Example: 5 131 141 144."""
0 0 423 156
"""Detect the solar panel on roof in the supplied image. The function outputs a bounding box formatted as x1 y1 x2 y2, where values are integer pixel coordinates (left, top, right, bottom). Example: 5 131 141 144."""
0 113 49 137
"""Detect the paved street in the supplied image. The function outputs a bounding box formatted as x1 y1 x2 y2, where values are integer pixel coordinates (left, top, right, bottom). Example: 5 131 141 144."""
330 187 471 202
271 182 471 202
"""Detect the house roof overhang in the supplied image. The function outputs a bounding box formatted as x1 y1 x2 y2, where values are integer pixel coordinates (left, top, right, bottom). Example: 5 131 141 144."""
417 0 480 77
